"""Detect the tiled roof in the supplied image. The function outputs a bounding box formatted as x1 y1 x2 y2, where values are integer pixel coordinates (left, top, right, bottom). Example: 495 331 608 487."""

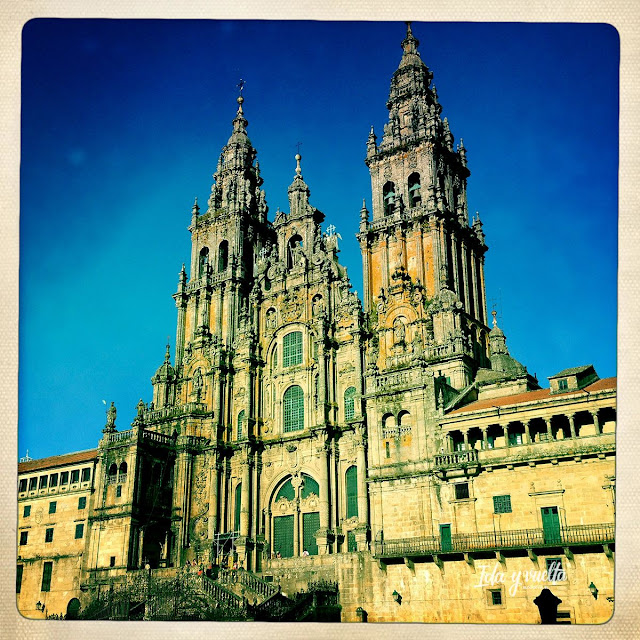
18 448 98 474
448 377 616 416
548 364 594 379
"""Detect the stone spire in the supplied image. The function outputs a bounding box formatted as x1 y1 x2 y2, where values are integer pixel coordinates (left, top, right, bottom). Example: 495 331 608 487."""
288 153 312 219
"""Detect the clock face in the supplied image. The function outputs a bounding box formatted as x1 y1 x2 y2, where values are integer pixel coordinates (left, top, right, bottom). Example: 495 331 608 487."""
35 507 43 524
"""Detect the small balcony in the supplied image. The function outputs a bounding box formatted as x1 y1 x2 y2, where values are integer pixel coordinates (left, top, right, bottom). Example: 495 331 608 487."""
373 522 615 559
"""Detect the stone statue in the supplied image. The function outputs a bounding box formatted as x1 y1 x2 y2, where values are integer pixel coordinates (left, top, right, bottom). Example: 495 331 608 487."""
393 318 406 344
105 401 116 432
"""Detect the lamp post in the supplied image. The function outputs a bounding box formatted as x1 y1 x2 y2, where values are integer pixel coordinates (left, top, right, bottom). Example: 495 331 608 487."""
143 563 152 620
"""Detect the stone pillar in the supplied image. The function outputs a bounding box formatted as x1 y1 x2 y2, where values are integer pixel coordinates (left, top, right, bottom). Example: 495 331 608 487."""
479 255 488 325
175 300 187 367
470 250 480 321
381 238 389 293
362 244 371 313
460 241 471 313
356 426 369 526
504 424 510 448
315 431 331 554
317 332 328 425
591 410 601 435
451 235 461 298
544 418 552 440
432 221 442 291
568 413 577 439
482 427 488 449
207 450 219 539
524 420 532 444
463 430 469 451
215 284 224 336
240 451 251 538
173 442 194 554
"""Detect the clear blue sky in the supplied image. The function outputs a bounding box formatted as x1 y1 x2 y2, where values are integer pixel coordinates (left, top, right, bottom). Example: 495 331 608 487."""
19 20 618 460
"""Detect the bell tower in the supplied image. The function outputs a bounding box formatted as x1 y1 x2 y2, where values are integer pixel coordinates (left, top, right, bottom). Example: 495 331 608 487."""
359 23 490 387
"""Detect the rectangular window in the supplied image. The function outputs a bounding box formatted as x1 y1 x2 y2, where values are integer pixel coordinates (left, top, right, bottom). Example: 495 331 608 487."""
41 562 53 592
28 477 37 491
78 496 87 510
546 557 566 583
558 379 568 390
75 523 84 539
60 471 69 485
81 467 91 482
70 470 80 483
116 485 122 497
385 442 391 458
490 589 503 606
49 501 57 514
16 564 24 594
49 473 58 487
39 475 48 490
493 495 512 514
19 531 28 546
110 556 116 567
283 331 303 367
455 483 470 500
19 479 27 492
508 432 523 445
45 528 54 543
23 505 31 518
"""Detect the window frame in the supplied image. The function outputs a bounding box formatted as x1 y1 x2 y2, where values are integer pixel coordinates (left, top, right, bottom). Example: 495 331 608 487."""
493 494 512 514
45 527 54 543
344 386 357 422
19 530 28 546
454 482 470 500
283 331 303 368
48 501 57 515
41 561 53 592
283 385 304 433
23 505 31 518
78 496 87 510
75 523 84 540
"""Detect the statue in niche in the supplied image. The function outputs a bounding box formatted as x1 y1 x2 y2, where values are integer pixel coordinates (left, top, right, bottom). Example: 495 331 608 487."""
266 308 277 329
192 368 203 402
393 318 406 344
312 296 324 318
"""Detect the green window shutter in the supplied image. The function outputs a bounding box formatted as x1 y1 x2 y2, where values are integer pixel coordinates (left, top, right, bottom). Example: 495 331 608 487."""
41 561 53 592
274 515 294 558
346 466 358 519
344 387 356 421
283 332 303 367
283 385 304 432
493 495 512 514
234 483 242 533
276 479 295 502
303 512 320 556
301 474 319 499
237 410 245 440
16 564 24 594
75 523 84 539
347 531 357 552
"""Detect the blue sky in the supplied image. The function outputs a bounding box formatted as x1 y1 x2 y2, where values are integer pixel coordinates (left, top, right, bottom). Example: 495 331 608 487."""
19 20 618 459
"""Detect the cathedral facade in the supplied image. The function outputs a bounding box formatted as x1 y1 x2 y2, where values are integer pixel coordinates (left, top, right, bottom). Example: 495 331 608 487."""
17 24 615 623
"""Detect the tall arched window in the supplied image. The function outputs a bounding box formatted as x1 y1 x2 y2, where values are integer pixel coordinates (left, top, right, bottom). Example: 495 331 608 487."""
234 483 242 533
218 240 229 272
383 181 396 215
283 385 304 433
198 247 209 276
408 172 421 207
301 474 319 498
237 410 245 440
344 387 356 421
118 462 127 482
346 466 358 519
283 331 303 367
108 463 117 484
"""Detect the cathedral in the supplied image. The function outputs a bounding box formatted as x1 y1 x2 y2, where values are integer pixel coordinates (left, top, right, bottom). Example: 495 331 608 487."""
17 24 616 623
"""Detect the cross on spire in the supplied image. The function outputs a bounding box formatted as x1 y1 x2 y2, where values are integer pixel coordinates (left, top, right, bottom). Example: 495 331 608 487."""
237 78 246 95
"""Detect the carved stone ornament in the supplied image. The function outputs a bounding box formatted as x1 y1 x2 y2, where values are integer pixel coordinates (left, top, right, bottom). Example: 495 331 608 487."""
282 295 303 322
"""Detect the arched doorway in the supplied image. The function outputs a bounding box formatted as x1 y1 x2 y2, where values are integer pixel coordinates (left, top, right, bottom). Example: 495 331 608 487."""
66 597 81 619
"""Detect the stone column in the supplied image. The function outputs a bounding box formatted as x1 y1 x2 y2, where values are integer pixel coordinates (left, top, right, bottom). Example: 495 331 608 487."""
503 424 510 448
460 241 471 313
482 427 488 449
432 221 442 290
544 418 552 440
240 451 251 538
381 238 389 293
355 426 369 528
317 332 328 425
591 410 601 435
315 431 331 554
417 226 426 289
175 300 187 367
362 244 371 313
463 430 469 451
479 255 488 325
568 413 577 439
470 250 480 321
215 284 224 336
207 450 219 539
524 420 532 444
451 235 461 298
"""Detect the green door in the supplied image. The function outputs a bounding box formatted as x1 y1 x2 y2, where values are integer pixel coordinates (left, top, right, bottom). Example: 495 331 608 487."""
440 524 452 552
274 515 294 558
541 506 561 544
303 511 320 556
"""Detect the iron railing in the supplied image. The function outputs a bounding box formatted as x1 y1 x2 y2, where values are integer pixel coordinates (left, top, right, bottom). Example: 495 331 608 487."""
374 522 615 558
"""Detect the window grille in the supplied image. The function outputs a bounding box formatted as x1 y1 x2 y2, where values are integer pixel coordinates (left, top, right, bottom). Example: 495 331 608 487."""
344 387 356 421
455 483 470 500
493 494 512 514
273 515 294 558
283 386 304 432
303 512 320 556
283 332 303 367
346 466 358 519
301 474 319 499
276 479 295 502
237 410 245 440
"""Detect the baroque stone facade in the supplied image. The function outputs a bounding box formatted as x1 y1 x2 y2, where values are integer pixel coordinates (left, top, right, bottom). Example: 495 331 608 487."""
17 24 615 623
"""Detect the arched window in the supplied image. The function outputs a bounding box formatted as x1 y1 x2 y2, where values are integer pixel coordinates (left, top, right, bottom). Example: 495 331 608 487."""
301 474 319 498
283 385 304 433
346 466 358 519
383 181 396 215
118 462 127 482
398 410 411 427
283 331 303 367
198 247 209 276
408 172 421 207
218 240 229 272
237 410 245 440
108 463 117 484
344 387 357 421
276 478 295 502
234 483 242 533
287 234 303 269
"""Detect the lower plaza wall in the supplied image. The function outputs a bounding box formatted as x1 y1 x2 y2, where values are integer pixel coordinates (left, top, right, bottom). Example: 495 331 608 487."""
263 548 614 624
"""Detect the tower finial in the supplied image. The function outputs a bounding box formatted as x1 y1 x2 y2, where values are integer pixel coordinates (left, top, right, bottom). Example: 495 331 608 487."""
295 153 302 177
492 309 498 328
165 338 171 363
402 20 420 55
